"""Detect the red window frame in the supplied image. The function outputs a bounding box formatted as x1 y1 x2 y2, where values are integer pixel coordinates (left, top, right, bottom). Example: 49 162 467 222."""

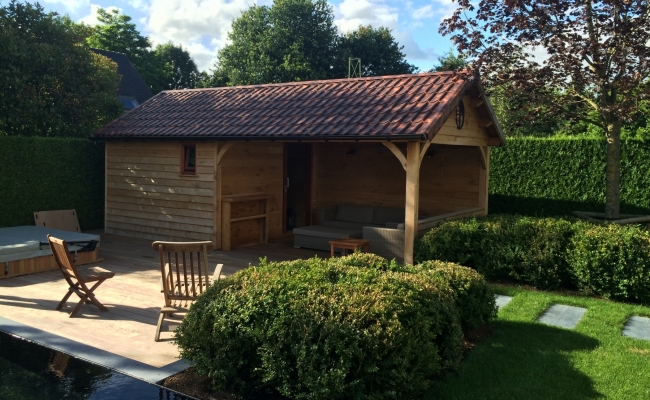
181 144 196 175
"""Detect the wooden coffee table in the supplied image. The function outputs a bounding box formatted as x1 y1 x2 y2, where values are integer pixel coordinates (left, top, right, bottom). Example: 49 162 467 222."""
329 238 370 257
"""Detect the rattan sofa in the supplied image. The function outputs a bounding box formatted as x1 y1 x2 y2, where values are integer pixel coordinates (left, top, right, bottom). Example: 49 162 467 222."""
293 204 409 252
363 207 485 263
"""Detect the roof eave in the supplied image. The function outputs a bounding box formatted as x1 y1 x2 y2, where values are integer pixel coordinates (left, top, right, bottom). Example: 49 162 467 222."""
90 133 429 142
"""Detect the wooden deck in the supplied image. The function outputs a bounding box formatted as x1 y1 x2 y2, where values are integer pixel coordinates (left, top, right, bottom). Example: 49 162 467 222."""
0 233 327 368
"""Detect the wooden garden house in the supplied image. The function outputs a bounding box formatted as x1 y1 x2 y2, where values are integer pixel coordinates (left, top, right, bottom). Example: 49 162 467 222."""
93 71 505 264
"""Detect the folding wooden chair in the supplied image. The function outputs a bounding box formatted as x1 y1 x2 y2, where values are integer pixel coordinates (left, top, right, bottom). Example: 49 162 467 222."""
47 235 115 318
152 241 224 342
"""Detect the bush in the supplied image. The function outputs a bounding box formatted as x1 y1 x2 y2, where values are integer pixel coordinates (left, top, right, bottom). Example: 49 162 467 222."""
569 224 650 304
415 215 578 290
0 136 105 229
175 255 490 400
414 261 497 331
489 138 650 217
415 214 650 304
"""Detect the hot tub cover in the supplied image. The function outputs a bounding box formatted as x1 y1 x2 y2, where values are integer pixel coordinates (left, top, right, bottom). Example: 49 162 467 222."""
0 226 100 263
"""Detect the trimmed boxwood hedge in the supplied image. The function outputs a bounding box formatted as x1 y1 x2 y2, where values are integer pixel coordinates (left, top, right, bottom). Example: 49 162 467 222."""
0 136 104 229
174 254 495 400
415 215 650 304
489 138 650 216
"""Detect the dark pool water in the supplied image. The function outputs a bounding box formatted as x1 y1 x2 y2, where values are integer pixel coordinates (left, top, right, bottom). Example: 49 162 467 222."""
0 331 192 400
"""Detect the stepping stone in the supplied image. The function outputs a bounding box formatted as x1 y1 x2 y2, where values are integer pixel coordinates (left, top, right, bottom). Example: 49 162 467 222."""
537 304 587 329
495 295 513 309
622 316 650 341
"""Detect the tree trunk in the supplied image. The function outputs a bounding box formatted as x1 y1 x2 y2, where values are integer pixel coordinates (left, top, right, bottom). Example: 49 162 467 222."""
605 120 621 219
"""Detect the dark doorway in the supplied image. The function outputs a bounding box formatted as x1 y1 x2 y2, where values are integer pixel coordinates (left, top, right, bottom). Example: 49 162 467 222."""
284 144 311 232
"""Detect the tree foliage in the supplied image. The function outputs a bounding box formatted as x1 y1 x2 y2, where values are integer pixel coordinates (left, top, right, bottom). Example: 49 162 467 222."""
441 0 650 218
335 26 417 77
214 0 415 85
151 42 200 92
429 49 467 72
217 0 338 85
0 1 122 137
85 8 204 93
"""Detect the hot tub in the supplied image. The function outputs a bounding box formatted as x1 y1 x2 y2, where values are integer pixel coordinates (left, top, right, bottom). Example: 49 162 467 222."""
0 226 101 279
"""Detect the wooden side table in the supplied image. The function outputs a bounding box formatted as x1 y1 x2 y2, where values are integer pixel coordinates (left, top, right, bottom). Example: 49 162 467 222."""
329 238 370 257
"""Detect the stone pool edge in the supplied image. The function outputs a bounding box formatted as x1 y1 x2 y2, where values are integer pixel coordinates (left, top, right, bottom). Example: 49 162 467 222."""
0 316 190 384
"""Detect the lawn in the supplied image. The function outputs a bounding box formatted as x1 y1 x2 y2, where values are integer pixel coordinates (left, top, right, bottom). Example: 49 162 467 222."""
426 286 650 400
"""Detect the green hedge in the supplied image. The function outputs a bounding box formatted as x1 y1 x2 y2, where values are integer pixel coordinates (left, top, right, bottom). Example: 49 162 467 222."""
415 215 650 304
489 138 650 216
0 136 104 230
175 254 495 400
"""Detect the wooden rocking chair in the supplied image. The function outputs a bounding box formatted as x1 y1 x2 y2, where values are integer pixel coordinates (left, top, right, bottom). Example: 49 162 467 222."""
47 235 115 318
152 241 224 342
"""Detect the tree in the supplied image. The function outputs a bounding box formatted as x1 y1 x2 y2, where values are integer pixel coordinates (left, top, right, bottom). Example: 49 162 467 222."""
441 0 650 219
0 1 121 137
216 0 339 85
429 49 467 72
334 26 417 77
86 8 159 91
151 42 200 92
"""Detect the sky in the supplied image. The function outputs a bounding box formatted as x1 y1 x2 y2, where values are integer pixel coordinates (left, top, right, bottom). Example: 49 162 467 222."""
25 0 458 73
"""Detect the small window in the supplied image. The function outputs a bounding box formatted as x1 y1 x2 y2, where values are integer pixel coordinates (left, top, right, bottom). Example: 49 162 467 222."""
182 144 196 175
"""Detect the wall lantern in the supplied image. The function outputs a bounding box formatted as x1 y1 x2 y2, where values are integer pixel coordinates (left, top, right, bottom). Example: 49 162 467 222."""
456 100 465 130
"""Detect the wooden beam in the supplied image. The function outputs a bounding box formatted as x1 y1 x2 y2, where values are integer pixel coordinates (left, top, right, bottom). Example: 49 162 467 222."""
214 142 222 249
469 98 484 108
216 142 235 165
477 146 487 170
487 137 502 146
478 146 490 214
381 141 407 171
480 120 494 128
404 141 421 265
419 141 431 166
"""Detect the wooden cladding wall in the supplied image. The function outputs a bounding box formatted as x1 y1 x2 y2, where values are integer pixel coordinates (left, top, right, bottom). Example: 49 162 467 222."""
312 143 482 218
105 142 216 242
220 142 284 247
432 96 491 147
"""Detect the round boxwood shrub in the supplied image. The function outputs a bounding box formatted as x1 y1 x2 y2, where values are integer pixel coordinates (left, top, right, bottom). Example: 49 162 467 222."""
569 224 650 304
414 261 496 331
174 256 464 400
336 254 496 331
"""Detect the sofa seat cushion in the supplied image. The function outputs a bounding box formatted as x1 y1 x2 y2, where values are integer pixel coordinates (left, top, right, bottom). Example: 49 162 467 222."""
293 225 362 239
321 220 369 230
335 204 374 224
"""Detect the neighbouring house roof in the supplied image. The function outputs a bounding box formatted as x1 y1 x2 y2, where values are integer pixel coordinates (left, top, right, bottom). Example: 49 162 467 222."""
93 71 504 143
91 48 153 108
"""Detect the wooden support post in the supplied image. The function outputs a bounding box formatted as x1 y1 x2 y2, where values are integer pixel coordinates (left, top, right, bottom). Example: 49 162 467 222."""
214 142 235 250
478 146 489 214
214 143 222 249
404 141 421 265
221 201 231 251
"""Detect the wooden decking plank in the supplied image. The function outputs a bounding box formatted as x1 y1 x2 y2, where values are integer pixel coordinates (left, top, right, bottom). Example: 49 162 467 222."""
0 232 321 369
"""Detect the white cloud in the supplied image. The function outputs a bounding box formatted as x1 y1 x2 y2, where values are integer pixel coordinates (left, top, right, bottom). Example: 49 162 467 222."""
394 29 436 63
78 4 122 26
411 5 434 20
140 0 256 71
42 0 90 12
334 0 435 65
334 0 398 33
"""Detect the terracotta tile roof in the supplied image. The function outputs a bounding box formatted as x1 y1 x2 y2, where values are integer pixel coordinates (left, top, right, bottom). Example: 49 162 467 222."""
93 71 479 141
